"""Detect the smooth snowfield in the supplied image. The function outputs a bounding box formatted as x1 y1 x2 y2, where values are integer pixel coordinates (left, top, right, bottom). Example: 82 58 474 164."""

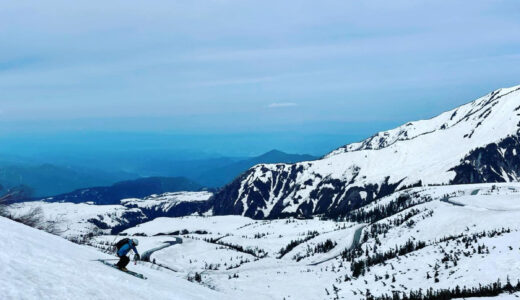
0 217 225 300
450 194 520 210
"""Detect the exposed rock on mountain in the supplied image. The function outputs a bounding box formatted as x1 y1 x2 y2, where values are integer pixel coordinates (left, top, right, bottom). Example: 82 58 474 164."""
211 85 520 219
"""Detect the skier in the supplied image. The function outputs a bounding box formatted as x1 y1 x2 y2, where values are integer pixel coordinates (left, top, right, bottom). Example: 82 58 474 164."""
114 238 140 271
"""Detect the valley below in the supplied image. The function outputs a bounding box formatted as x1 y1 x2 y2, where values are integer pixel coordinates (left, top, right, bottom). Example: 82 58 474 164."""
6 183 520 299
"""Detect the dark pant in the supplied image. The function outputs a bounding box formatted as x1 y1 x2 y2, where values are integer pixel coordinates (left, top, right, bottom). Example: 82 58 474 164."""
116 255 130 269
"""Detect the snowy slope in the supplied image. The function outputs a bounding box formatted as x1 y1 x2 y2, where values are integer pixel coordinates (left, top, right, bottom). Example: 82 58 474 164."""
91 216 362 299
122 191 213 210
7 191 213 239
122 215 357 258
0 216 225 300
6 201 145 238
212 84 520 219
12 183 518 299
207 183 520 299
327 183 520 299
123 215 255 236
120 191 213 219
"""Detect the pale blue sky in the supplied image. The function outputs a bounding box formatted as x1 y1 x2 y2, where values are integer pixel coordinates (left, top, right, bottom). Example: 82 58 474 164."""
0 0 519 157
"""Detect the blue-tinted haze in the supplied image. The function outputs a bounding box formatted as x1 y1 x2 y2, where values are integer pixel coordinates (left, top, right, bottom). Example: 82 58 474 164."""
1 0 519 159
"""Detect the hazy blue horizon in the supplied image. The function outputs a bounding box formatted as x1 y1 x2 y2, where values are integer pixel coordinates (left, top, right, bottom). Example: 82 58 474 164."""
0 120 401 159
1 1 519 163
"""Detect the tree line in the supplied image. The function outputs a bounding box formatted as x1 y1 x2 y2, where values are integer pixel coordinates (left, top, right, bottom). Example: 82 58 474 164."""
368 278 520 300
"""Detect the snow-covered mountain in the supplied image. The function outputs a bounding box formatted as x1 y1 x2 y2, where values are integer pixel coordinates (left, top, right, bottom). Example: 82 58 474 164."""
211 84 520 219
8 191 213 238
195 149 317 188
43 176 203 205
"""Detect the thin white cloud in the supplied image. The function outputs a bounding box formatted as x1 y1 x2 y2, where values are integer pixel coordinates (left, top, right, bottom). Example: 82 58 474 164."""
268 102 298 108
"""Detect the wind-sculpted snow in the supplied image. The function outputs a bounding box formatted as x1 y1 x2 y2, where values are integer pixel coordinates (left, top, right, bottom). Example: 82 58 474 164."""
212 85 520 219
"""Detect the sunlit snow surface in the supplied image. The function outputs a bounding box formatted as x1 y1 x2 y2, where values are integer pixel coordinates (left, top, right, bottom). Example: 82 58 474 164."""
5 183 520 299
0 216 225 300
6 191 213 238
93 184 520 299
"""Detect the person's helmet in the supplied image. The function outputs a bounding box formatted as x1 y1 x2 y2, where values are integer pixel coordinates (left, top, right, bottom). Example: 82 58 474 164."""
132 238 139 246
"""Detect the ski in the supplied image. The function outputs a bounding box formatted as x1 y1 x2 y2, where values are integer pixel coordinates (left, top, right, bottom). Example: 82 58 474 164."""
97 259 147 280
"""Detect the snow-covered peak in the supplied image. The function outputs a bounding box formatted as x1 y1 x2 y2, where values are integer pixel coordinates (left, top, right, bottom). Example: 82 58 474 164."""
7 191 214 238
121 191 213 210
211 84 520 219
326 84 520 157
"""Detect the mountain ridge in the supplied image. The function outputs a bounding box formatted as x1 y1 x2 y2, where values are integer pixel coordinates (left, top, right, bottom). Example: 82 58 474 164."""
328 84 520 156
210 84 520 219
0 162 137 198
43 176 203 205
195 149 317 187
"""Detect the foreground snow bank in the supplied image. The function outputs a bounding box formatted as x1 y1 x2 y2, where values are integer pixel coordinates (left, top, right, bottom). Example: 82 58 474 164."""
0 217 224 300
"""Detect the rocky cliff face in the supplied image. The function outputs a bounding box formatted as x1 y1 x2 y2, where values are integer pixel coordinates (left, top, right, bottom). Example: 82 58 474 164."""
450 135 520 184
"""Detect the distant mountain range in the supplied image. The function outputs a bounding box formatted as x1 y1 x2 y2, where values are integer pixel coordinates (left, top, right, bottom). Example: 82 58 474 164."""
117 149 317 188
194 150 317 187
0 163 136 198
43 177 203 205
0 149 316 200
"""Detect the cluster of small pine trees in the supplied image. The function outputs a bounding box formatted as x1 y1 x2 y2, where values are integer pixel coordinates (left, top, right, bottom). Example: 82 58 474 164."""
368 278 520 300
314 239 337 254
363 208 427 241
277 231 319 258
344 238 427 278
203 237 267 258
346 193 432 224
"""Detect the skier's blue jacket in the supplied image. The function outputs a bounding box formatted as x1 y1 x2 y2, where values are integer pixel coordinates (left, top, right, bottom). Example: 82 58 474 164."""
117 240 139 257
